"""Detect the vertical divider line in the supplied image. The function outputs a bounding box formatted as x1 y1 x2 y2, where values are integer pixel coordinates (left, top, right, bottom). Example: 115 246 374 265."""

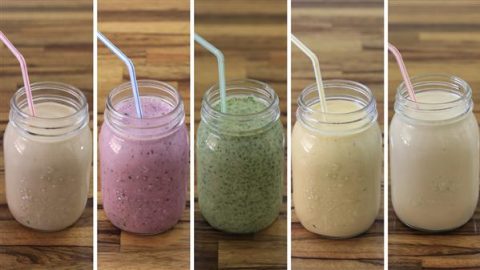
286 0 292 268
190 0 195 268
384 0 389 268
93 0 98 269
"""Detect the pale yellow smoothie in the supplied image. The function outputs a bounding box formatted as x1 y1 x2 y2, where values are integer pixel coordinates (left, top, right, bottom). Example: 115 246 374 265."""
293 100 382 238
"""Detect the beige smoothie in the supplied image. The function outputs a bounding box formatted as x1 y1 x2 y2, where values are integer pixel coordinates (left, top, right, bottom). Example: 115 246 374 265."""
293 100 382 238
390 91 479 231
4 102 92 231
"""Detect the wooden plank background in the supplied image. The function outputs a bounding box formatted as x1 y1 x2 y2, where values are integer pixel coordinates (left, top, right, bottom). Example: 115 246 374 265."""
292 0 384 269
389 1 480 269
0 0 93 269
194 0 287 269
97 0 190 269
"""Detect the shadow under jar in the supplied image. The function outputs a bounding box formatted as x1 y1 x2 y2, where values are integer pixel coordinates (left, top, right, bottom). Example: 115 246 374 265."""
390 74 479 232
4 82 92 231
99 80 188 234
196 79 284 234
292 80 382 238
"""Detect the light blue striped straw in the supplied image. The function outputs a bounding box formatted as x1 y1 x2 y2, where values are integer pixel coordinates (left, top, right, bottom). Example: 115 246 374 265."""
194 33 227 112
97 32 143 118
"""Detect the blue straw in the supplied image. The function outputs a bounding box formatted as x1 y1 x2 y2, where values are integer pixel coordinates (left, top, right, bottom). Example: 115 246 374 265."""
194 33 227 112
97 32 143 118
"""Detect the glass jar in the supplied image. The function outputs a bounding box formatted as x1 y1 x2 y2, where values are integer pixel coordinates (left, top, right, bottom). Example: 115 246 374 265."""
292 80 382 238
99 80 188 234
4 82 92 231
196 79 284 234
390 74 479 232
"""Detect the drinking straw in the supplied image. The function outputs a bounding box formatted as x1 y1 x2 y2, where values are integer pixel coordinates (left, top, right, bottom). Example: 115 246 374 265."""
291 34 327 112
388 43 417 101
0 31 35 116
97 32 143 118
194 33 227 113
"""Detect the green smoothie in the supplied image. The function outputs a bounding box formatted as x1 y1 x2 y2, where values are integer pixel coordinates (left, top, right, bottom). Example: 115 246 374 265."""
197 95 284 233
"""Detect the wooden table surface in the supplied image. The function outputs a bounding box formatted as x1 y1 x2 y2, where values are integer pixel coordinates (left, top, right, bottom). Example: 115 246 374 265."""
0 1 94 269
389 1 480 269
97 0 190 269
194 0 287 269
292 0 384 269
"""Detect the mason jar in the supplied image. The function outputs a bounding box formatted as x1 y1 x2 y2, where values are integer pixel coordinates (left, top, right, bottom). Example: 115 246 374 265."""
196 79 284 233
4 82 92 231
292 80 382 238
99 80 188 234
390 74 479 232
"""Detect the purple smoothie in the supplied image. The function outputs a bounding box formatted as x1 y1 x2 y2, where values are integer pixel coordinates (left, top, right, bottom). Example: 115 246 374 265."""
100 96 188 234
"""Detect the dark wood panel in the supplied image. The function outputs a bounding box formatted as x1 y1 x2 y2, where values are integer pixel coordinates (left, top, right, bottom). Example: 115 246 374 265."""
0 0 93 269
194 0 287 269
389 1 480 269
97 0 190 269
292 0 384 269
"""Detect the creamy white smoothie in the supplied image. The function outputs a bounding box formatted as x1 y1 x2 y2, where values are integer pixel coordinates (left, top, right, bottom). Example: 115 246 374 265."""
293 99 382 238
4 101 92 231
390 90 479 231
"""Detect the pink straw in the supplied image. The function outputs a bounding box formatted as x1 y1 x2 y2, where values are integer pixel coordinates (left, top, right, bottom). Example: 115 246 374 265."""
0 31 35 115
388 43 417 102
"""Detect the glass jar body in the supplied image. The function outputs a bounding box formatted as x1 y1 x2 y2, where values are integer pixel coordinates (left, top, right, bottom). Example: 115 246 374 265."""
4 82 92 231
99 123 188 234
292 80 381 238
390 74 479 231
99 80 189 234
196 79 284 234
292 122 382 238
197 120 284 233
390 113 479 231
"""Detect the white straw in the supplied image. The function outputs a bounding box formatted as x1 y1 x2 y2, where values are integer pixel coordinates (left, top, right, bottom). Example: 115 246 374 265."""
291 34 327 112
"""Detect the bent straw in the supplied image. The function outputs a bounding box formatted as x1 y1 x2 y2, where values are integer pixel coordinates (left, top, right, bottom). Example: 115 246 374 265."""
194 33 227 113
97 32 143 118
0 31 35 116
291 34 327 112
388 43 417 101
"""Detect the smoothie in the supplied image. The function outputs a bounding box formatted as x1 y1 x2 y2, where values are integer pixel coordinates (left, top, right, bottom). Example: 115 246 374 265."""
293 100 382 238
390 90 479 231
197 95 284 233
100 96 188 234
4 102 92 231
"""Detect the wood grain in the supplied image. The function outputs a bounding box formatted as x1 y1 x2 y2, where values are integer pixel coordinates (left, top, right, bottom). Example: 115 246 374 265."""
292 0 384 269
0 0 93 269
389 1 480 269
194 0 287 269
97 0 190 269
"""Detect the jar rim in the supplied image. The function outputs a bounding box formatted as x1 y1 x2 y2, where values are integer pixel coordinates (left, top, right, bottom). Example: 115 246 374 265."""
396 73 472 106
296 79 378 134
298 79 376 117
11 81 88 121
203 78 278 118
200 79 281 135
104 79 186 139
106 79 182 120
394 73 473 123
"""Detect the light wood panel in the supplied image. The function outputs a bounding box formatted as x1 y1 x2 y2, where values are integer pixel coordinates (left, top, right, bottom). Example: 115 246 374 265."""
0 0 93 269
194 0 287 269
292 0 384 269
389 1 480 269
97 0 190 269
